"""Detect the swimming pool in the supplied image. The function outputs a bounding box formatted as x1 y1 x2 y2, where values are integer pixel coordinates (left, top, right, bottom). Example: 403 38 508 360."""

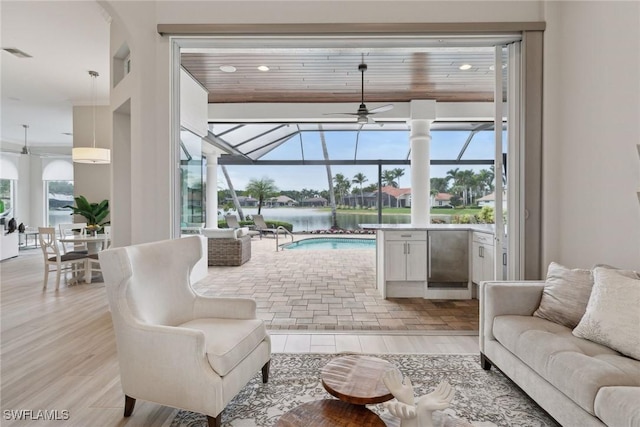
282 237 376 250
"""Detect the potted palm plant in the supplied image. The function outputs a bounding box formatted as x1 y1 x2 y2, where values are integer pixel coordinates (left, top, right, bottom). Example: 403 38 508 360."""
64 196 110 235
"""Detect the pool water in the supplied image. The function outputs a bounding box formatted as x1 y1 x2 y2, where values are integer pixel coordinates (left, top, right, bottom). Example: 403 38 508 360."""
282 237 376 250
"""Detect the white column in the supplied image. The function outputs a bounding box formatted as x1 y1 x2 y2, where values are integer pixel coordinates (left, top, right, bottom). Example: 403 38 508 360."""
205 150 219 228
409 100 436 227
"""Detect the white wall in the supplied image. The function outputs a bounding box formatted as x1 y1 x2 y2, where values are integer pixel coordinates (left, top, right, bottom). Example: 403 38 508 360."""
72 105 111 207
542 1 640 270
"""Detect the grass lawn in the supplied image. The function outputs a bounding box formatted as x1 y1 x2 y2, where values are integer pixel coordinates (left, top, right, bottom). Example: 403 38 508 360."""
318 207 482 216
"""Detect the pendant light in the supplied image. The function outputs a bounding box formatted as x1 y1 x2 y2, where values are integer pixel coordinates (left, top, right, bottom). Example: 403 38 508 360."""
72 70 110 164
21 124 30 155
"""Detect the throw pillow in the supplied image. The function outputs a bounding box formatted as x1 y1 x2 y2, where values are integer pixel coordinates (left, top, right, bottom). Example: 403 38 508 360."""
592 264 640 280
533 262 594 329
573 267 640 360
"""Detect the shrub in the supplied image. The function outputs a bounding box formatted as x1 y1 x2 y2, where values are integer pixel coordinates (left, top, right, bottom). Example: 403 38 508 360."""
476 206 495 224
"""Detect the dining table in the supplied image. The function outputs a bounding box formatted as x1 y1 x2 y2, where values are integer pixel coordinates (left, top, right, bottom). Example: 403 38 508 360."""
58 234 110 255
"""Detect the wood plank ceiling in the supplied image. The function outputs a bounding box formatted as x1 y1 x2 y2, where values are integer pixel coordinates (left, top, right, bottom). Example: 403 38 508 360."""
181 48 506 104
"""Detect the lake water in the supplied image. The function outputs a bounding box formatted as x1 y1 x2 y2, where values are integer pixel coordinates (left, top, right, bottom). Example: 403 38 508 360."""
222 207 410 231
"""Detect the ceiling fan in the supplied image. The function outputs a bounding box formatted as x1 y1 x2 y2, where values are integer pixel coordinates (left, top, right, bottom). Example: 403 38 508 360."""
325 63 393 124
0 124 62 157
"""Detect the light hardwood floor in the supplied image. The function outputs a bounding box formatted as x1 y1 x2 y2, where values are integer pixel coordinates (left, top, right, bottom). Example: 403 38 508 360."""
0 251 479 426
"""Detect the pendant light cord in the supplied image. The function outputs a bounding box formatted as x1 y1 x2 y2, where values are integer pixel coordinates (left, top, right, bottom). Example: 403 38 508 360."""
89 70 99 149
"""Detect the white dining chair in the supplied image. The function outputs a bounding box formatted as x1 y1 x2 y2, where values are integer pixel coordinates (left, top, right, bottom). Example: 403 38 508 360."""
85 226 111 283
58 222 88 255
38 227 89 290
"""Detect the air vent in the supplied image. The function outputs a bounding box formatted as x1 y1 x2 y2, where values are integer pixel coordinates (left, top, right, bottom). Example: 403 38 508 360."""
2 48 32 58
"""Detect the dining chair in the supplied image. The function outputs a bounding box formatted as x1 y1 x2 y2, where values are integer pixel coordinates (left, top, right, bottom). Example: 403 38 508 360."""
58 222 88 255
38 227 89 290
86 226 111 283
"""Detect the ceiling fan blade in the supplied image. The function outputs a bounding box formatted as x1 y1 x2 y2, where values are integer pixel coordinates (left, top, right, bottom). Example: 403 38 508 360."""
368 104 394 114
322 112 360 116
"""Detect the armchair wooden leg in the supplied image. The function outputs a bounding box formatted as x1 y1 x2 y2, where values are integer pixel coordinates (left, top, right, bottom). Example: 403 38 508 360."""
207 414 221 427
480 353 493 371
124 395 136 417
262 359 271 383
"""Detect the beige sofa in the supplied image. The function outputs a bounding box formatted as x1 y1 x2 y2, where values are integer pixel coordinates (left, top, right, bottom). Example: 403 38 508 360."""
480 281 640 427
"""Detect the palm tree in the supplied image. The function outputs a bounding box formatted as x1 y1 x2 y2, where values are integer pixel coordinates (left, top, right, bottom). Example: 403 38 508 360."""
477 169 494 195
245 177 277 215
221 165 244 220
381 169 397 207
430 177 449 194
445 168 461 188
392 168 405 188
333 173 351 205
458 169 475 205
352 172 368 207
319 126 337 228
391 168 406 207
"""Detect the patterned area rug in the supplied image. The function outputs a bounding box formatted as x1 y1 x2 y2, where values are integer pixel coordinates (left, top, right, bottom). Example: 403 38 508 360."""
170 353 559 427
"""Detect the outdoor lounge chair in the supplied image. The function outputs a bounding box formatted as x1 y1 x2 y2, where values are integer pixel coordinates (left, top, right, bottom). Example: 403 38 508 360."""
225 215 260 238
252 214 284 238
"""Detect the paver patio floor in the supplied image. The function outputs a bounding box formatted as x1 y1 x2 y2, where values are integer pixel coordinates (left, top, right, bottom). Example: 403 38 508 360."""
194 235 479 331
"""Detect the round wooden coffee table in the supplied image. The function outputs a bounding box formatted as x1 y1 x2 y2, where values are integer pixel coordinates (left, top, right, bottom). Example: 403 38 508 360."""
276 399 386 427
321 354 396 405
277 355 397 427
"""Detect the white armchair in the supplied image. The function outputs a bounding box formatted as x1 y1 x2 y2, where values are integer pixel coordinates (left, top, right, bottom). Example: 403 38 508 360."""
98 235 271 427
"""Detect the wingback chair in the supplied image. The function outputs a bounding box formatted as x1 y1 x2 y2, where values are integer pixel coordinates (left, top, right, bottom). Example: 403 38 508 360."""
98 235 271 427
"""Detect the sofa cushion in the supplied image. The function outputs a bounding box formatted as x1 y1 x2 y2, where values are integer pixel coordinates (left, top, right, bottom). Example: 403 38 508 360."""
493 315 640 415
533 262 594 329
594 386 640 427
573 267 640 360
179 318 267 376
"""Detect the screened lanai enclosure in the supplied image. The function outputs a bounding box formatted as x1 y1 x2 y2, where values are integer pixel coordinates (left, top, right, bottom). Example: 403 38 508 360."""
180 121 506 228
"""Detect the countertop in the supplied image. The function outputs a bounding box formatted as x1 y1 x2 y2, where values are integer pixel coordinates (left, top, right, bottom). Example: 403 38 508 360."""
358 223 496 233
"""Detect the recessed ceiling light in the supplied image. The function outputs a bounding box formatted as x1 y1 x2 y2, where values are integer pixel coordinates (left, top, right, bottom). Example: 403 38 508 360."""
257 65 270 72
2 47 32 58
459 64 472 70
62 132 73 136
219 65 236 73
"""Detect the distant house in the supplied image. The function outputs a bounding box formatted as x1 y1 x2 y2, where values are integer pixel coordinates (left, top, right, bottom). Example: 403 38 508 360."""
342 192 377 207
301 197 327 207
374 186 411 207
477 191 507 208
225 195 258 207
431 192 453 208
266 195 298 207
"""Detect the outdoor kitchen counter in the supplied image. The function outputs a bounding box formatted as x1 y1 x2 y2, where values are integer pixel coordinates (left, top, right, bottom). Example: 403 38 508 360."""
359 224 498 299
359 223 496 233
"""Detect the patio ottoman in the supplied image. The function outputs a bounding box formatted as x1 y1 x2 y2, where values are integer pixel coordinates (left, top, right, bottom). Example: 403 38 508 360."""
201 228 252 266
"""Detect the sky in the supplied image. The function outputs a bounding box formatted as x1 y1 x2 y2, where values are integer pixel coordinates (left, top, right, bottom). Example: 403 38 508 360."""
217 128 504 192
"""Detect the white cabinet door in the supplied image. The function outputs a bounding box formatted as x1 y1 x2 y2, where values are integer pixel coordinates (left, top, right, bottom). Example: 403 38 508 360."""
483 243 495 282
472 241 483 284
406 241 427 281
472 233 496 284
385 241 407 281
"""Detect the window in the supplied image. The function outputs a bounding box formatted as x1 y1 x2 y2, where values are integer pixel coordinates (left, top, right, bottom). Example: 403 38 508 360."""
180 129 205 229
0 179 15 224
46 181 74 227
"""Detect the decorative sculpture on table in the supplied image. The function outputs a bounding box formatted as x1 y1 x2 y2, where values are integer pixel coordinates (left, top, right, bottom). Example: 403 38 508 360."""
383 369 456 427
